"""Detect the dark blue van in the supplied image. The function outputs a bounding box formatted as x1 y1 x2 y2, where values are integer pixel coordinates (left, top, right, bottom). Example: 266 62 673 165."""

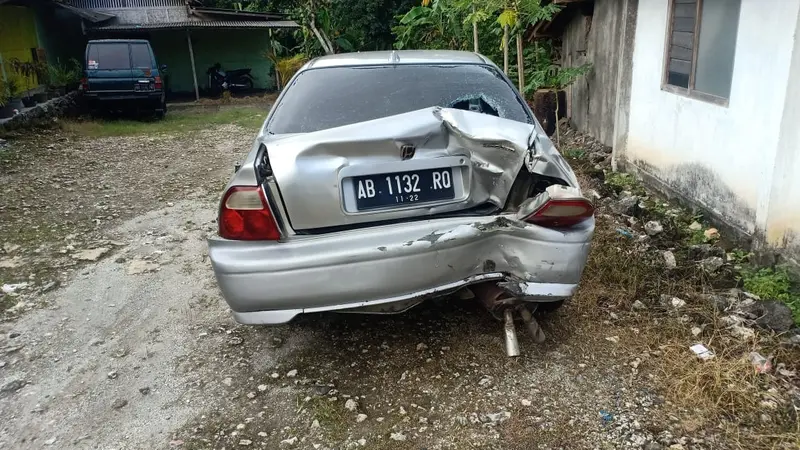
80 39 167 118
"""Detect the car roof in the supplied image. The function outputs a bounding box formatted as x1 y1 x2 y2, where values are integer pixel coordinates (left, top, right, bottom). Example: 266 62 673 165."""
304 50 491 70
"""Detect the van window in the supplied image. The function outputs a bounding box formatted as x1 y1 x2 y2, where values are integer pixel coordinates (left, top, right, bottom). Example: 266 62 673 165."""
130 43 152 68
88 43 130 70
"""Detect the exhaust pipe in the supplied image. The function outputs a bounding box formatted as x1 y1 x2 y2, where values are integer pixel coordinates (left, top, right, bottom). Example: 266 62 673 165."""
519 307 546 343
504 309 521 357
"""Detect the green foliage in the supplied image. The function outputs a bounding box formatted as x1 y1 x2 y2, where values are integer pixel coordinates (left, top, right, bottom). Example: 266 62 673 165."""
48 59 82 88
562 147 585 159
6 79 19 98
605 172 642 195
9 58 38 92
740 267 800 323
0 79 9 106
521 42 591 92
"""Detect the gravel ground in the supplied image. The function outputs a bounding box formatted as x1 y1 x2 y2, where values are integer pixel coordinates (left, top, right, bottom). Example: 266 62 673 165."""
0 113 795 449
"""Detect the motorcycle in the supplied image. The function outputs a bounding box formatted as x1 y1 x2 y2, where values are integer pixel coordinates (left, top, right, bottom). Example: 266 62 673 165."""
207 63 254 95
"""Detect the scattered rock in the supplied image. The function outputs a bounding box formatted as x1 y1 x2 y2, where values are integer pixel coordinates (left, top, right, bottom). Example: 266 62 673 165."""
0 379 26 396
703 228 720 241
72 247 110 261
310 419 320 429
312 385 331 396
43 437 56 446
612 194 639 216
239 439 252 446
111 398 128 410
698 257 724 273
688 221 702 231
689 244 725 260
660 294 685 308
416 343 428 351
286 369 298 378
139 387 151 395
0 256 25 269
520 399 532 407
484 411 511 426
345 398 358 412
107 370 118 380
127 260 160 275
644 221 663 236
742 300 796 333
632 300 647 310
389 432 407 441
227 336 244 346
222 377 233 387
356 413 368 422
662 251 676 269
279 437 297 446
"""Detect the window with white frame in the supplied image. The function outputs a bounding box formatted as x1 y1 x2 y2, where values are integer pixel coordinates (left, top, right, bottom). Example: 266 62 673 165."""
664 0 741 101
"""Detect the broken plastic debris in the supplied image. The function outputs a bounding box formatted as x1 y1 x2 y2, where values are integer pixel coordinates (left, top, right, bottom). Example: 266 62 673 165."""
1 283 29 295
690 343 715 361
616 228 633 239
748 352 772 374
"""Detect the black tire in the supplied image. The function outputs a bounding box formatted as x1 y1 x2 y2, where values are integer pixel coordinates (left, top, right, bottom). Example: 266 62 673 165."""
243 77 253 91
154 99 167 120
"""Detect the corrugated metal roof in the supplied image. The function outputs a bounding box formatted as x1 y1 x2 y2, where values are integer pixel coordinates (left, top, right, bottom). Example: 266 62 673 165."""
90 20 300 30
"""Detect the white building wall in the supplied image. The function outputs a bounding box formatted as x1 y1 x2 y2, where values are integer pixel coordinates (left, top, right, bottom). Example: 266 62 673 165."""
766 8 800 262
618 0 800 242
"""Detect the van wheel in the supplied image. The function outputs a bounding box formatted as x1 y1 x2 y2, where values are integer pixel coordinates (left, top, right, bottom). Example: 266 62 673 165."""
154 100 167 120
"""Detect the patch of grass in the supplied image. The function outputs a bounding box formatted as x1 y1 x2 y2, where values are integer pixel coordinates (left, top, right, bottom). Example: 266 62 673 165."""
604 171 645 196
562 147 586 159
61 106 267 137
740 267 800 323
299 396 348 440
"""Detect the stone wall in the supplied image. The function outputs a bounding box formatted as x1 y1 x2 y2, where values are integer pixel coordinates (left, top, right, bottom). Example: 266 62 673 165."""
0 92 79 133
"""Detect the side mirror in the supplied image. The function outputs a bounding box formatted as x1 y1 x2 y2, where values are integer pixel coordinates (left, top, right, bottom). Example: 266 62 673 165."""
160 64 167 72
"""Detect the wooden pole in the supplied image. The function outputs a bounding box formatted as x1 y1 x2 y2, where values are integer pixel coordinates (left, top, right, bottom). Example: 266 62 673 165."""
503 25 509 74
472 5 479 53
516 34 524 92
186 30 199 101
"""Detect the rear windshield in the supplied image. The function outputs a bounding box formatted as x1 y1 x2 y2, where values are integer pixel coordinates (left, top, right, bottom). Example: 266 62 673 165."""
130 43 152 68
267 64 531 134
87 43 130 70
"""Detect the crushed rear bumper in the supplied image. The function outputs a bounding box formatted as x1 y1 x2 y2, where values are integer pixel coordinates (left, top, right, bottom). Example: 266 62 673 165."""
208 215 593 324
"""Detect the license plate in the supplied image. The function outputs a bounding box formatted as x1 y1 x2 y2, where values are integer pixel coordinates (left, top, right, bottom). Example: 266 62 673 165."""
134 82 153 92
353 168 455 210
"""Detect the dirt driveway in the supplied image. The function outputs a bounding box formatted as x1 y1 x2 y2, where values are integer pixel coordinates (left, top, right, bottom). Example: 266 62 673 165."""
0 107 797 449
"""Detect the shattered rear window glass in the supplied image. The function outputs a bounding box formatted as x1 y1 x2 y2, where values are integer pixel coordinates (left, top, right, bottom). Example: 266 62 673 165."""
267 64 531 134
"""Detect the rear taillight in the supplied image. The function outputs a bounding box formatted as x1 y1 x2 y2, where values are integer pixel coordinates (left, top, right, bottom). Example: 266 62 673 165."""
219 186 280 240
154 75 162 90
517 185 594 228
80 77 89 92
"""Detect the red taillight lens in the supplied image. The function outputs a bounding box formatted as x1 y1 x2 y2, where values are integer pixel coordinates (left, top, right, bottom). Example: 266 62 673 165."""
219 186 280 240
80 77 89 91
518 185 594 228
154 76 162 90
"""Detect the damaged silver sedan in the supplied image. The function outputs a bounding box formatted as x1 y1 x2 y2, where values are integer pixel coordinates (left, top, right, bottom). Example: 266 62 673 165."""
208 51 594 352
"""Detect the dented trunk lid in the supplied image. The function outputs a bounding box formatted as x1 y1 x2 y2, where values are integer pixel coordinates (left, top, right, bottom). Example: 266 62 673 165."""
262 107 578 231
